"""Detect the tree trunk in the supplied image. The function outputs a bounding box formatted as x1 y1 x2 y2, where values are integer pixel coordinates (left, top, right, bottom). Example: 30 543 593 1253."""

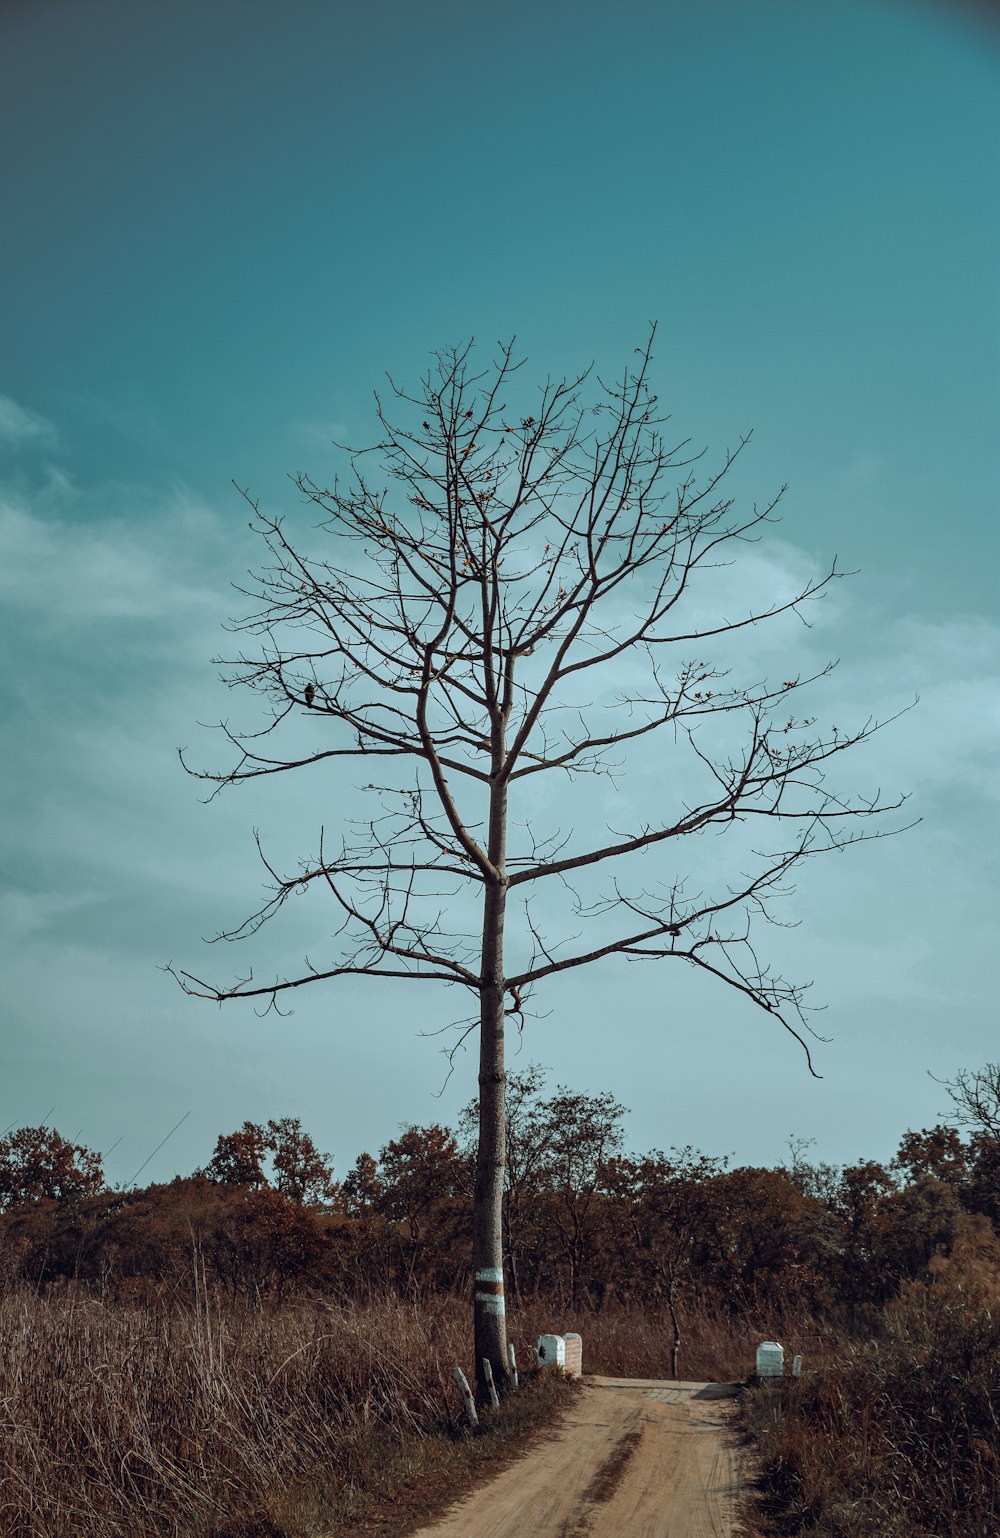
667 1279 682 1379
472 772 510 1402
504 1194 520 1306
473 973 509 1398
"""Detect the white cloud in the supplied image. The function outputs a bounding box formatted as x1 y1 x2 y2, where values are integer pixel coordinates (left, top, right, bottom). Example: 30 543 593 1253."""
820 611 1000 804
0 488 236 630
0 394 57 449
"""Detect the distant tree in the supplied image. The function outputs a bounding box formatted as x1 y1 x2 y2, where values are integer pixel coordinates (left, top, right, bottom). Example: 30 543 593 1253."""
204 1121 271 1188
458 1068 628 1306
0 1126 104 1210
963 1139 1000 1228
942 1064 1000 1142
603 1147 727 1373
703 1164 819 1309
377 1123 469 1294
783 1133 842 1204
268 1117 337 1204
893 1125 970 1188
458 1063 554 1304
204 1117 335 1204
939 1066 1000 1226
883 1175 964 1292
531 1086 627 1307
208 1187 328 1301
378 1124 467 1232
175 333 908 1397
834 1160 898 1305
342 1151 383 1216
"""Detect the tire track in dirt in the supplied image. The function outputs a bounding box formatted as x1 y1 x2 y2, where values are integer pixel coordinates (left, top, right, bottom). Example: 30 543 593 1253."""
570 1427 643 1535
409 1378 743 1538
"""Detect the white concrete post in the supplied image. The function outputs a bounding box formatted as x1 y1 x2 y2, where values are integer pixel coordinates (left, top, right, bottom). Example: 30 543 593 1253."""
792 1353 803 1377
508 1342 519 1390
756 1341 785 1382
536 1333 566 1369
453 1366 479 1427
482 1356 500 1409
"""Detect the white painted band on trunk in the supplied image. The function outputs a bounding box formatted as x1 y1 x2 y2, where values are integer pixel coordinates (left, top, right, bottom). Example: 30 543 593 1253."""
475 1268 504 1283
475 1292 506 1314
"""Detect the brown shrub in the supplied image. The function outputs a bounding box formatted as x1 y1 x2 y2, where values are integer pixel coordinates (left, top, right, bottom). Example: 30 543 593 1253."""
743 1274 1000 1537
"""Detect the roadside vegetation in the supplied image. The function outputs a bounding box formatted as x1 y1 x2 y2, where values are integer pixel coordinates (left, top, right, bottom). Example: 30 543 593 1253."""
0 1287 578 1538
2 1063 999 1535
741 1221 1000 1537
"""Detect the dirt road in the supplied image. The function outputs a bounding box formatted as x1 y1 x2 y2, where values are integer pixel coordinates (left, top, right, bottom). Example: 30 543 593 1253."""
410 1376 745 1538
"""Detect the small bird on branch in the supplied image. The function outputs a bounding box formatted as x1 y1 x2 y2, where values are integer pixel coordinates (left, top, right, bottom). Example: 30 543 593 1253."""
304 682 315 707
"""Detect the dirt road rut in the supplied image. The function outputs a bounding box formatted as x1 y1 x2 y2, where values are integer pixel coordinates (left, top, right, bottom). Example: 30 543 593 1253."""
411 1377 744 1538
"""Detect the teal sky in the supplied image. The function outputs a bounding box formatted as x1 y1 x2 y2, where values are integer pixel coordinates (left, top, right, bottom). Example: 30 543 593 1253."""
2 0 998 1189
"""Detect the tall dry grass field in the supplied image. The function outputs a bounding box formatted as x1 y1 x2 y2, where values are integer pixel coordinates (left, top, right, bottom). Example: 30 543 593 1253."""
0 1285 479 1536
0 1280 769 1537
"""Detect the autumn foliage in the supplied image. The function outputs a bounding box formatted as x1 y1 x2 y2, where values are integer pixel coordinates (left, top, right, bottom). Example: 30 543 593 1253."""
0 1124 104 1208
3 1068 1000 1537
3 1069 999 1341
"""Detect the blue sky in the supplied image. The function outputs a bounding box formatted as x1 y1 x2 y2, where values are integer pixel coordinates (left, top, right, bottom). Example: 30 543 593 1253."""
1 0 998 1189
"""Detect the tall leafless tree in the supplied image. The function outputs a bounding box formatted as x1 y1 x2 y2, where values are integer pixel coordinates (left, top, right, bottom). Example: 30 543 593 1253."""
173 331 908 1398
941 1064 1000 1142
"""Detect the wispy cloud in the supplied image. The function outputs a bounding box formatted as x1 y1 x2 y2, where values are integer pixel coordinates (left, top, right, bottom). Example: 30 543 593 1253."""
0 394 57 450
288 418 351 451
0 486 237 630
844 612 1000 803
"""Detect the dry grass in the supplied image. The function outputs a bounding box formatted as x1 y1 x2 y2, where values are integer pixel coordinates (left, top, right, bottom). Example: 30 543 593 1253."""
512 1295 818 1384
0 1284 575 1538
0 1280 786 1536
741 1278 1000 1537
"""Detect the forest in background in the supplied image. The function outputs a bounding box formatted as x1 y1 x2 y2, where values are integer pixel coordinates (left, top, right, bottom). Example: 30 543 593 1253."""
2 1063 997 1331
2 1062 1000 1537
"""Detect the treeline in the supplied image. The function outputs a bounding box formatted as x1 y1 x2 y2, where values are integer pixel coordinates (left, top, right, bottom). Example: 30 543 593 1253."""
3 1064 999 1332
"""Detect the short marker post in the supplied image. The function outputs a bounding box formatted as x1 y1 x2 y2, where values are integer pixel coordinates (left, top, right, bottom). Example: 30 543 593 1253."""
508 1342 519 1390
453 1366 479 1428
482 1357 500 1409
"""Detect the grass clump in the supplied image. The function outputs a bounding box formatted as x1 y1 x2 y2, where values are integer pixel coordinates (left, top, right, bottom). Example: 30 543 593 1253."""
742 1281 1000 1537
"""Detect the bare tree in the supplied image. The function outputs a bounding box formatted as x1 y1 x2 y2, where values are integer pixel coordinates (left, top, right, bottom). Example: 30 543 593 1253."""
172 331 907 1398
941 1065 1000 1143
